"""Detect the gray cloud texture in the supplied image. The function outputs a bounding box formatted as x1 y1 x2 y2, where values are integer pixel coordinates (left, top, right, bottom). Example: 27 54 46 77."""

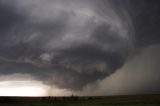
81 45 160 95
0 0 160 91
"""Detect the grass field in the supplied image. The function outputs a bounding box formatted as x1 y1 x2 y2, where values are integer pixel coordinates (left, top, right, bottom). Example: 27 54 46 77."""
0 95 160 106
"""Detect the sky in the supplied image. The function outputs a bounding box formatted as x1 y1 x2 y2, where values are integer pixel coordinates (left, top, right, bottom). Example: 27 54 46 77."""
0 0 160 96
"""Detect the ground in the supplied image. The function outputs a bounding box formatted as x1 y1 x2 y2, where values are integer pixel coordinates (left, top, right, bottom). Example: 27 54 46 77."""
0 95 160 106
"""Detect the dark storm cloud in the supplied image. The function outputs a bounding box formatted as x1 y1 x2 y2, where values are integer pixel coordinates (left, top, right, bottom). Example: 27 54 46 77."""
127 0 160 47
0 0 160 91
0 2 25 46
0 3 22 32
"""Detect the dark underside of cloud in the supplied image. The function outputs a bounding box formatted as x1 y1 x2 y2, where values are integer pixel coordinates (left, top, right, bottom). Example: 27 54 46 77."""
0 0 160 91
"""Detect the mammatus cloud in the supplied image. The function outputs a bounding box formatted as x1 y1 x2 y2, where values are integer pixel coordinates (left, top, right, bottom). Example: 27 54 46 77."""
0 0 160 91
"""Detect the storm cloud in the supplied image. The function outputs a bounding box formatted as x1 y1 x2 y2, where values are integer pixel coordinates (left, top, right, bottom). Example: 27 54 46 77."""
0 0 160 91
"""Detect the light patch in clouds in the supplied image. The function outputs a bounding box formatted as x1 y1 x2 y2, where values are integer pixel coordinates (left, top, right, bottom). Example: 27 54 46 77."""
0 81 47 96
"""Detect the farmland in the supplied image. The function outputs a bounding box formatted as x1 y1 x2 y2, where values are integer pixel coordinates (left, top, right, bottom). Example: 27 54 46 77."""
0 95 160 106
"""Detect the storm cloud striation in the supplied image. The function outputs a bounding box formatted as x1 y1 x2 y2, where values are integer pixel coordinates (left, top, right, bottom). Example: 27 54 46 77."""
0 0 160 91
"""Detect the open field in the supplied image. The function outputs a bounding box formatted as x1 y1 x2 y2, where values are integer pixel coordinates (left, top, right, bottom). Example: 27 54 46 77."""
0 95 160 106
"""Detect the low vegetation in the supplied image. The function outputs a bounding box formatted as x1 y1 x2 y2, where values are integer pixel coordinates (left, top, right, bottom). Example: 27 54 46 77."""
0 95 160 106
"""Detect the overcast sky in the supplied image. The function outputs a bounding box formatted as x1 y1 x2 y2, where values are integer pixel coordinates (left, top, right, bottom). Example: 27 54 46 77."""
0 0 160 96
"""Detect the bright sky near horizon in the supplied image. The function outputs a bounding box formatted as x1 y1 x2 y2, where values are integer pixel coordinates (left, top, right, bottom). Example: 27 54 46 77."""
0 81 47 96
